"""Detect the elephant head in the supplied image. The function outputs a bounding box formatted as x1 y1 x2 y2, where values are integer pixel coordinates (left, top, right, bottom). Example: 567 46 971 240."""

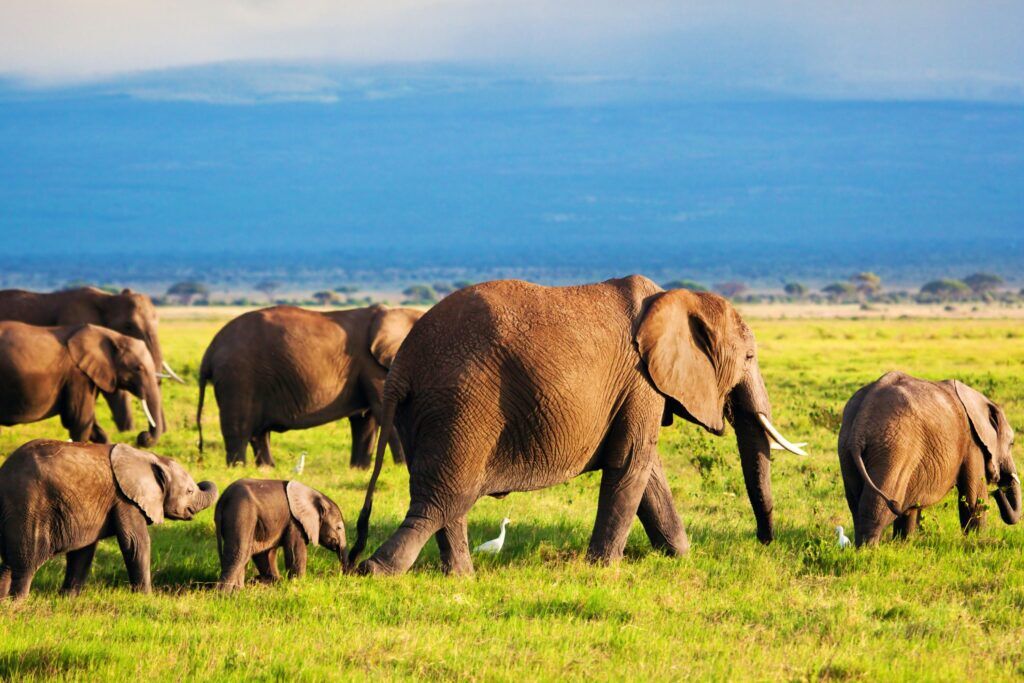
110 444 218 524
100 289 183 384
952 381 1021 525
286 481 348 570
68 325 166 446
635 288 806 543
368 305 423 369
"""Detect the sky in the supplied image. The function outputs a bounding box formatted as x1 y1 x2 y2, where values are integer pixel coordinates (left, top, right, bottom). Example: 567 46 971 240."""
1 1 1023 102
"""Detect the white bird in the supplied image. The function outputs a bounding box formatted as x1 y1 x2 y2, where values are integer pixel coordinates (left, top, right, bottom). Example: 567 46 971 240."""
293 452 306 475
836 525 852 549
473 517 511 554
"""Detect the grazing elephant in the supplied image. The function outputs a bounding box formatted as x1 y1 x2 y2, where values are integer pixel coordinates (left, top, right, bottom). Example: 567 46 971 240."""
838 371 1021 546
0 440 217 599
197 304 422 467
0 322 165 445
349 276 806 575
215 479 347 591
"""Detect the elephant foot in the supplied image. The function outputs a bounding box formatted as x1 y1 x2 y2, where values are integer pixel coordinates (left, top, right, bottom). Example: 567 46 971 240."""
357 558 399 576
584 544 624 565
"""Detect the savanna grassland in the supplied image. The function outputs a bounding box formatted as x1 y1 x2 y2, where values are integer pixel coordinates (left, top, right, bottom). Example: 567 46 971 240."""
1 311 1023 681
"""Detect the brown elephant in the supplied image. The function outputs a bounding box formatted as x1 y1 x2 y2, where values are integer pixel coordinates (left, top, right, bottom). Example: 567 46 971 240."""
215 479 347 591
349 276 806 575
0 322 165 445
197 304 422 467
838 371 1021 546
0 286 182 432
0 439 217 599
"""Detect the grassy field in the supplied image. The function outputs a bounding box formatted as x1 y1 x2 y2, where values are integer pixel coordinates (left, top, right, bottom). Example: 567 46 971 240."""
1 312 1023 681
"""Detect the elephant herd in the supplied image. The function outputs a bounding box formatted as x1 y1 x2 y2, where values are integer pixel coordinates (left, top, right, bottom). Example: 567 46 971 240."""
0 276 1019 599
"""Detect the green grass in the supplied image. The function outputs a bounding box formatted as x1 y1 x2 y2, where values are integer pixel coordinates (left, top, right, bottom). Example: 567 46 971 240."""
2 315 1023 681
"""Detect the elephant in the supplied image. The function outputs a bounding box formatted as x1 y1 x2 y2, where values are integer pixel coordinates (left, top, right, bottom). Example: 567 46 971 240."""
0 439 217 599
197 304 422 467
349 276 806 575
838 371 1021 546
215 478 347 591
0 322 166 445
0 286 182 433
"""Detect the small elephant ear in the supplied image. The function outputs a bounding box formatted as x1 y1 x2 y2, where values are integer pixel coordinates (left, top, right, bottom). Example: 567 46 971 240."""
110 443 167 524
68 325 118 393
286 481 321 546
635 290 728 435
952 381 1004 476
368 306 421 369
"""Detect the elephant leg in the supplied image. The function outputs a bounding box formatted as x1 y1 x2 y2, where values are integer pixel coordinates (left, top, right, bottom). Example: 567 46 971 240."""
388 429 406 466
0 564 10 598
218 530 252 591
839 454 864 536
349 413 376 469
854 492 897 547
892 509 920 540
636 457 689 556
253 548 281 583
114 509 152 593
8 565 40 600
61 543 98 595
360 502 449 576
957 467 987 534
435 515 473 576
219 406 253 467
89 423 110 444
250 432 274 468
104 389 135 432
587 458 653 564
282 531 308 579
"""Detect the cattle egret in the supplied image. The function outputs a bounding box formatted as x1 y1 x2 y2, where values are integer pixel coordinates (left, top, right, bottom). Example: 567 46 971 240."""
293 452 306 475
836 525 852 549
473 518 511 554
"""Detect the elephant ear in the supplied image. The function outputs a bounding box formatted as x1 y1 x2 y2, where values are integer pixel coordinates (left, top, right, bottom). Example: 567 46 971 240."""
109 443 167 524
952 381 1004 478
635 290 733 435
286 481 321 546
68 325 118 393
368 306 420 369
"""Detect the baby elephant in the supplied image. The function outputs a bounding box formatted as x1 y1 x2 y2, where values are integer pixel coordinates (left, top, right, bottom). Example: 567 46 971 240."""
839 372 1021 546
215 479 347 591
0 439 218 599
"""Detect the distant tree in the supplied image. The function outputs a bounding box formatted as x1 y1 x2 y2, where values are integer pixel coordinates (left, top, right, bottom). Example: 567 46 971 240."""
822 282 858 301
334 284 359 294
452 280 475 290
167 281 209 306
963 272 1003 295
783 282 807 298
402 284 438 305
255 279 281 302
850 272 882 297
920 279 970 301
663 279 707 292
61 279 94 291
313 290 339 306
714 281 748 299
432 282 454 296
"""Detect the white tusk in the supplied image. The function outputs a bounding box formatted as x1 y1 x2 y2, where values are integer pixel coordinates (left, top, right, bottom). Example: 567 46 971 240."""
1012 472 1021 484
155 372 172 379
757 413 808 456
770 441 808 451
141 398 157 429
161 361 186 384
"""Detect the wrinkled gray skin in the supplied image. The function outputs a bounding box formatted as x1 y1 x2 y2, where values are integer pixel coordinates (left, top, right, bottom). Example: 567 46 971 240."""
839 372 1021 546
0 322 165 446
215 479 347 591
0 287 168 433
0 440 217 599
351 276 804 575
198 304 421 467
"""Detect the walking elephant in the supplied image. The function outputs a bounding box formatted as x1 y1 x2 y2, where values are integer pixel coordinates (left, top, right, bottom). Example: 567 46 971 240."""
349 276 807 575
0 322 165 445
838 371 1021 546
0 286 182 432
197 304 422 467
0 439 217 599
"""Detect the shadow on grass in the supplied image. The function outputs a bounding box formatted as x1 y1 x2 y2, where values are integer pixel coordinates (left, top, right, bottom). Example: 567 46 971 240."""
0 646 107 678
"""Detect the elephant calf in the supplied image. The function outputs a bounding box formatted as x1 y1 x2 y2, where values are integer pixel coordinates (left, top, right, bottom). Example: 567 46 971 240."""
215 479 347 591
0 440 218 599
838 372 1021 546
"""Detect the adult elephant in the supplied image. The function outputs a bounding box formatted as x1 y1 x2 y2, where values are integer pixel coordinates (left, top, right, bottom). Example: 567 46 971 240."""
0 322 165 445
197 304 423 467
0 287 182 432
349 276 807 575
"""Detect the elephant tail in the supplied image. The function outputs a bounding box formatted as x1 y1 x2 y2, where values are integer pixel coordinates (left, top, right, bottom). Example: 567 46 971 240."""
197 352 212 453
850 444 905 517
348 392 398 569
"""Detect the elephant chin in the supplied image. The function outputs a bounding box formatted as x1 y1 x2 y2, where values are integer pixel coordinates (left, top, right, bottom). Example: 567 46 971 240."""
993 474 1021 525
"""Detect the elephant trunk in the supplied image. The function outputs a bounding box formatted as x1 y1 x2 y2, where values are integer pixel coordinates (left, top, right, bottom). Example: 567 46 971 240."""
993 467 1021 525
729 363 776 544
195 480 219 513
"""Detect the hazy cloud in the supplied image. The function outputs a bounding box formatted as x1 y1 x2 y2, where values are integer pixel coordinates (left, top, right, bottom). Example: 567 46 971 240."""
1 1 1022 100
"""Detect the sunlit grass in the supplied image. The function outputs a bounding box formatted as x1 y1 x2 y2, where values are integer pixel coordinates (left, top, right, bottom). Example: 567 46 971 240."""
1 314 1022 680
